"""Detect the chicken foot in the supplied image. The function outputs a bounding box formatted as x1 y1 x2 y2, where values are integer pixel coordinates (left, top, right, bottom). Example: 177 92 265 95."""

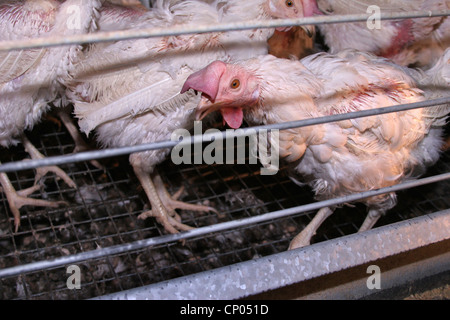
22 135 77 188
0 135 74 231
0 168 65 232
133 166 216 234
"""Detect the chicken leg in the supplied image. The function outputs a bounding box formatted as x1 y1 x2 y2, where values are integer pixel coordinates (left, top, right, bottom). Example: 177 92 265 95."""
289 206 385 250
1 135 74 231
132 164 216 234
22 135 77 188
289 207 334 250
0 167 65 232
56 109 104 170
358 208 383 233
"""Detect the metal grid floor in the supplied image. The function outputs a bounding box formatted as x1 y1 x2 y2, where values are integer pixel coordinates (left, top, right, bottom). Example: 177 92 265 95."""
0 115 449 300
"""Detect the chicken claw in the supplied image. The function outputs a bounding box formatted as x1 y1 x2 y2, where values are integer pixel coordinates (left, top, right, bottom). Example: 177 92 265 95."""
22 135 77 188
1 135 74 232
134 167 216 234
0 171 66 232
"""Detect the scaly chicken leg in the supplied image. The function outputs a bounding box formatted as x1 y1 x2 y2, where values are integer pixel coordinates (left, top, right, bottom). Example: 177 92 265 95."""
1 135 75 231
0 165 65 232
132 156 216 233
22 135 77 188
288 206 384 250
288 207 334 250
358 208 383 233
56 109 104 170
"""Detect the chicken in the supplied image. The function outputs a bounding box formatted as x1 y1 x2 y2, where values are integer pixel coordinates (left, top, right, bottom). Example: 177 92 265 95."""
268 26 316 60
181 49 450 249
315 0 450 68
67 0 312 234
0 0 101 231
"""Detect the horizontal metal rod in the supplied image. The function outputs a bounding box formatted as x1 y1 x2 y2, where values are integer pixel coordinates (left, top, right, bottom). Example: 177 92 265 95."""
0 171 448 279
0 11 449 51
93 209 450 300
94 209 450 300
0 96 448 173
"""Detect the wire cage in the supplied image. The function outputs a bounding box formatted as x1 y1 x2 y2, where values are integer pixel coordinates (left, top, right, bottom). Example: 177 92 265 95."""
0 2 449 300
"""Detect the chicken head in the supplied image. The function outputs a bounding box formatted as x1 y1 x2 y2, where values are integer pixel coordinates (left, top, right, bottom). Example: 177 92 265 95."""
181 61 260 129
266 0 318 35
182 51 450 250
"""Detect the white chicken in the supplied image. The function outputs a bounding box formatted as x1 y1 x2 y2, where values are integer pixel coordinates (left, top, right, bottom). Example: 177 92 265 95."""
315 0 450 68
67 0 312 234
182 49 450 249
0 0 101 231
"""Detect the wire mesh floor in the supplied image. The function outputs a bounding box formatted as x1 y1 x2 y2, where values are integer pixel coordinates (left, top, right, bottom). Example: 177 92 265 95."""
0 114 449 300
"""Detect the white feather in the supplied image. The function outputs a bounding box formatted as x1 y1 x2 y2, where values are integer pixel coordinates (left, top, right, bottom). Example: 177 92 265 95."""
229 51 448 213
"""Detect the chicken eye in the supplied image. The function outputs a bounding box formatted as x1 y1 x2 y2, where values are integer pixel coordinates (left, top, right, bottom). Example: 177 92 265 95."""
230 79 240 89
285 0 293 7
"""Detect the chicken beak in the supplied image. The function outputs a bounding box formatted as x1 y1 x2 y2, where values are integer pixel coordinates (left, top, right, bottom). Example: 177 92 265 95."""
195 95 221 121
300 25 315 38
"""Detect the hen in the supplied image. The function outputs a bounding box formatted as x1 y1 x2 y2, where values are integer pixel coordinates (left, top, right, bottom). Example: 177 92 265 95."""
0 0 101 231
268 26 316 60
182 49 450 249
315 0 450 68
67 0 311 234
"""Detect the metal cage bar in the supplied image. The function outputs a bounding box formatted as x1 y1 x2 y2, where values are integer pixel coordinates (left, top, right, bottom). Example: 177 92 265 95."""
93 209 450 300
0 2 448 300
0 172 449 279
1 97 448 173
0 11 449 51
